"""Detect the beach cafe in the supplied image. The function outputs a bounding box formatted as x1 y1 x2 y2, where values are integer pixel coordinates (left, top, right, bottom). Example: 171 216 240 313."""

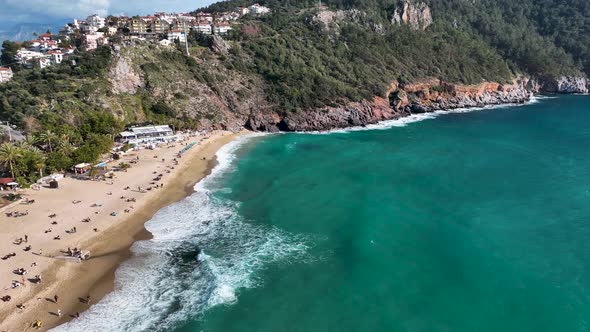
0 178 18 190
73 163 92 174
117 125 176 145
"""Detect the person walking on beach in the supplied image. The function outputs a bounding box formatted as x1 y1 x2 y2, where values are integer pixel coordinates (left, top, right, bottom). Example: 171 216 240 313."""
54 295 58 303
24 235 28 243
57 309 61 317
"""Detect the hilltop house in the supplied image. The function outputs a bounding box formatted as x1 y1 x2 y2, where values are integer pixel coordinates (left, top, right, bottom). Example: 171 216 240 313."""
38 33 52 41
87 14 106 29
0 67 13 83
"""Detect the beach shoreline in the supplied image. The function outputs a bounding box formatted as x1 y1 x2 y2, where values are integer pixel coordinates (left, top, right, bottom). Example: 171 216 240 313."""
0 130 246 331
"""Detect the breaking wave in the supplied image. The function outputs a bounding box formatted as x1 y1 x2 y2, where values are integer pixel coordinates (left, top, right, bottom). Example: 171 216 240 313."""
53 134 311 332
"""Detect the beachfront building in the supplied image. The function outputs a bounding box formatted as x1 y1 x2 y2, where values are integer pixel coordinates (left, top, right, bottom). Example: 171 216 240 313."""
73 163 92 174
0 178 18 190
0 67 13 83
117 125 176 145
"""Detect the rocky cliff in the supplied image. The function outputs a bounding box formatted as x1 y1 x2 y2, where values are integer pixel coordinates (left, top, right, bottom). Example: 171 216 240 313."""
391 0 433 31
104 41 268 131
540 76 589 94
104 41 585 134
247 78 534 132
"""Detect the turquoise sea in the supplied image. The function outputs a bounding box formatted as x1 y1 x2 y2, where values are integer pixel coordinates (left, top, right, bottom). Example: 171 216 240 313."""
56 95 590 332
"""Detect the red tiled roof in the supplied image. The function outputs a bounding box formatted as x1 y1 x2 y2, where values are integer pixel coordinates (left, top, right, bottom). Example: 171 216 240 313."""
0 178 16 184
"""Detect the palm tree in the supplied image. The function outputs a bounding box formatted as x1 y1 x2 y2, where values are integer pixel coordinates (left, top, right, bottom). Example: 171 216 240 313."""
16 138 34 151
32 153 46 178
55 133 74 154
37 130 58 153
0 143 23 178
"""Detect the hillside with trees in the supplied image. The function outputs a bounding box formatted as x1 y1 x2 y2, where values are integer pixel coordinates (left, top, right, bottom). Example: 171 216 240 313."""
0 0 588 184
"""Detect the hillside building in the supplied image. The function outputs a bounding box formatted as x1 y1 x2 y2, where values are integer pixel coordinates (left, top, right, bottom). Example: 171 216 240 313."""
0 67 13 83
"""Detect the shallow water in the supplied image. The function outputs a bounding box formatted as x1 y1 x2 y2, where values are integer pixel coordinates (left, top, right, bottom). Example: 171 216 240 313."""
56 95 590 332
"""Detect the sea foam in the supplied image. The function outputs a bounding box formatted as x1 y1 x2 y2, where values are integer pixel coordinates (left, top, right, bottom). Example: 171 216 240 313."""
52 133 310 332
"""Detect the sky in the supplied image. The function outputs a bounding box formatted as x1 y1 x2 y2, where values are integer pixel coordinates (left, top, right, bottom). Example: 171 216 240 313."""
0 0 216 30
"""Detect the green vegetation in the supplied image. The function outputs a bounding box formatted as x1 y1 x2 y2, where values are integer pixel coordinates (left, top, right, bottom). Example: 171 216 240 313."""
199 0 590 112
0 0 589 183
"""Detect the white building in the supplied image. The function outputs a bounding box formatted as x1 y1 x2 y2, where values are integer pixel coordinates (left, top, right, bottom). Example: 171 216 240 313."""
37 57 51 69
16 49 45 67
0 67 13 83
86 14 106 29
118 125 176 145
107 26 118 35
249 4 271 15
59 24 75 36
195 12 214 22
213 23 232 35
236 7 250 15
167 29 186 43
83 32 108 51
177 14 196 23
192 22 212 35
46 50 64 64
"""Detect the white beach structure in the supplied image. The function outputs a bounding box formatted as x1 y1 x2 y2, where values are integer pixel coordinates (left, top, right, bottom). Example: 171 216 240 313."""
118 125 177 145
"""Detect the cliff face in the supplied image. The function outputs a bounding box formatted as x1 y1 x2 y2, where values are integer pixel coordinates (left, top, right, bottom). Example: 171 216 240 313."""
540 76 589 94
312 9 385 34
247 78 534 132
391 0 433 31
104 43 584 134
393 78 533 113
104 42 268 131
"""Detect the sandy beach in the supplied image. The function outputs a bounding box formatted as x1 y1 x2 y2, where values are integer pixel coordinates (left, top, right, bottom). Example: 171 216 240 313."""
0 130 244 331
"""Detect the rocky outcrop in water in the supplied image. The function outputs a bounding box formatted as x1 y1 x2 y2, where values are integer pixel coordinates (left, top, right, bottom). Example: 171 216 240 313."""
394 78 532 113
391 0 433 31
541 76 589 94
